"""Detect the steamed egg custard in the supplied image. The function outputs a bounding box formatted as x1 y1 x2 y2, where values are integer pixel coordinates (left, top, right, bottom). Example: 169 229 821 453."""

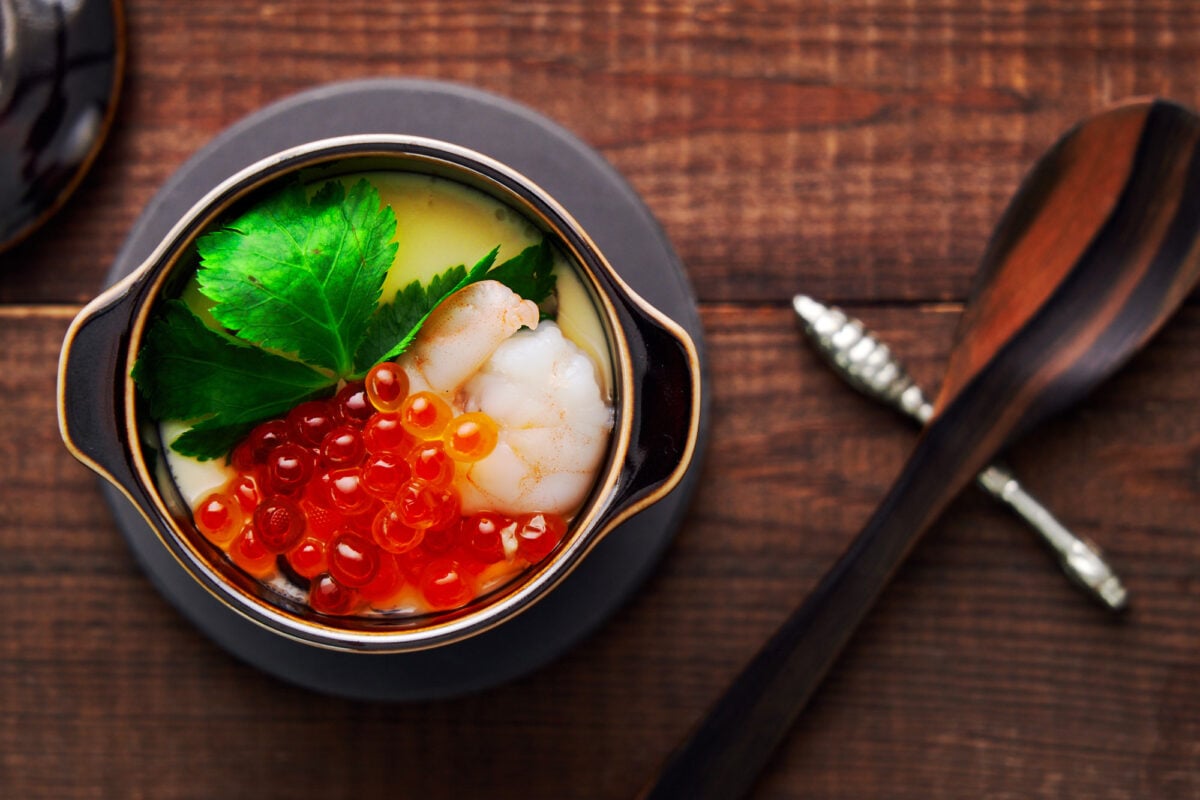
138 172 615 617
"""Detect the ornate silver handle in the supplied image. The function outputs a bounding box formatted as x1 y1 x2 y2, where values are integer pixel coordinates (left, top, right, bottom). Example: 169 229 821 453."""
793 294 1128 612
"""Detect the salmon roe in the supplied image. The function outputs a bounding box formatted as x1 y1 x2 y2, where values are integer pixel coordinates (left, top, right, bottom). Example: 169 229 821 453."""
362 413 411 454
309 573 360 616
286 536 328 579
420 558 474 610
399 391 453 440
190 370 572 617
408 442 455 487
195 491 243 545
443 412 499 462
334 380 374 426
359 552 405 604
230 525 276 578
365 361 410 412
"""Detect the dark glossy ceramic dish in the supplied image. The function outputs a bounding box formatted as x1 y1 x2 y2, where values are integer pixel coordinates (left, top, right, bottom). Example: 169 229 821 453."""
56 77 705 695
56 80 708 698
61 134 702 649
0 0 124 251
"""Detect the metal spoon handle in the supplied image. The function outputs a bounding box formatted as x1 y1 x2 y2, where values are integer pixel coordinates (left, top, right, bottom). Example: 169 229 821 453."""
793 294 1128 612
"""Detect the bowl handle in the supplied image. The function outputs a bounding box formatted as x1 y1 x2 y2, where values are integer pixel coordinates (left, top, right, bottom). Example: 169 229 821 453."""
58 285 143 496
597 290 703 532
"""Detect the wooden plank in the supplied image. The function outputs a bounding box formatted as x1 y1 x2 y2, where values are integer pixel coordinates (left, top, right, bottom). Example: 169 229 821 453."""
4 1 1200 305
5 304 1197 798
5 3 1200 797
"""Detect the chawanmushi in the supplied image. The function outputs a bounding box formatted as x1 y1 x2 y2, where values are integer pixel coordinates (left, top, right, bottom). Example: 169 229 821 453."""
135 172 615 618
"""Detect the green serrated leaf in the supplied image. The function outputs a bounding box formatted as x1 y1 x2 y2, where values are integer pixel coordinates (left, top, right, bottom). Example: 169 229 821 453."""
486 239 557 304
353 247 500 373
132 300 334 434
353 265 466 372
195 178 398 376
169 420 259 462
427 260 477 299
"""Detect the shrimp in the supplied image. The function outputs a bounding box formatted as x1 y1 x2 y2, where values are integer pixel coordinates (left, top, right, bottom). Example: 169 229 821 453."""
399 280 539 399
456 321 614 517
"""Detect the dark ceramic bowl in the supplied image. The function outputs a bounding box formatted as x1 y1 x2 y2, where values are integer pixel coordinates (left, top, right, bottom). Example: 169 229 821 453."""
58 135 702 654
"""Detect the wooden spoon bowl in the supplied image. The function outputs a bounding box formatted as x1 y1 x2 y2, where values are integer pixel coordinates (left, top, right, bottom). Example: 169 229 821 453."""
640 98 1200 800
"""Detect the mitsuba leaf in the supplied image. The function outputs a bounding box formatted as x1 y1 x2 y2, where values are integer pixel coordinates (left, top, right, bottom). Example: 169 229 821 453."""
353 265 465 373
196 179 398 376
486 240 557 304
169 420 259 462
353 247 499 372
132 300 333 458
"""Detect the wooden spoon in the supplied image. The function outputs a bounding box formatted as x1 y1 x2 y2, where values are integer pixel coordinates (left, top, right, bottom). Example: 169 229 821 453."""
640 99 1200 799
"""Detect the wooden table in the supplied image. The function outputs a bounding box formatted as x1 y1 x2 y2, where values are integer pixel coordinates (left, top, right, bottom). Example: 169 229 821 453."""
4 2 1198 797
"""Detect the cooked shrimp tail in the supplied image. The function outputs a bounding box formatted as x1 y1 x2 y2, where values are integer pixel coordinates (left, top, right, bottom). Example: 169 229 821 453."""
400 280 539 397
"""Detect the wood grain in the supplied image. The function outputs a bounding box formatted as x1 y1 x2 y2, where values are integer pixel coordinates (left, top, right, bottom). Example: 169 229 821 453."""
643 99 1200 799
4 304 1199 798
5 1 1200 304
2 2 1199 799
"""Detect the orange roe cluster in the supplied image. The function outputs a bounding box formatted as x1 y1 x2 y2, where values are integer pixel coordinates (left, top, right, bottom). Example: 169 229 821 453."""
190 361 568 616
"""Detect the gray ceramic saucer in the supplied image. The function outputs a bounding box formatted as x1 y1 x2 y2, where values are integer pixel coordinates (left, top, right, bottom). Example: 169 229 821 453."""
100 79 708 701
